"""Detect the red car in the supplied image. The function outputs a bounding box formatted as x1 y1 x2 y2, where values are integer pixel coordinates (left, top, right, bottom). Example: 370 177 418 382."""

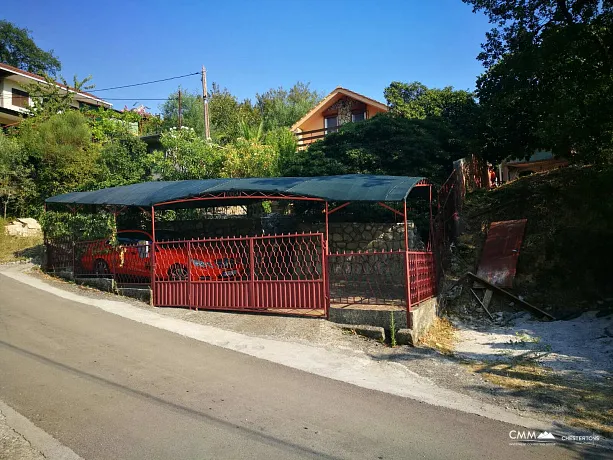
79 230 244 281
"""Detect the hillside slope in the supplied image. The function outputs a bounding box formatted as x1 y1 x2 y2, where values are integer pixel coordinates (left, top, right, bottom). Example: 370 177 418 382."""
453 165 613 315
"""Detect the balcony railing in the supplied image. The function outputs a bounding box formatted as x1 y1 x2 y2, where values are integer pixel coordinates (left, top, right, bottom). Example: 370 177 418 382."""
294 126 340 147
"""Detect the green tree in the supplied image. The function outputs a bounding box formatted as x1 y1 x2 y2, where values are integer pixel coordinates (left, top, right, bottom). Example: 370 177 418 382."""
283 113 466 184
85 106 142 142
384 81 480 154
256 82 322 130
151 127 224 180
160 89 205 136
209 84 260 144
385 81 475 120
0 20 61 75
222 138 279 178
0 133 33 218
160 85 261 144
264 127 297 174
17 111 98 202
464 0 613 163
24 74 94 119
95 131 151 188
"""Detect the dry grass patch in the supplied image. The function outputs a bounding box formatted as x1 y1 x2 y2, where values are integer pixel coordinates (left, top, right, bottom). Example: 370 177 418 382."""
419 317 457 354
468 361 613 436
0 232 42 263
0 218 42 263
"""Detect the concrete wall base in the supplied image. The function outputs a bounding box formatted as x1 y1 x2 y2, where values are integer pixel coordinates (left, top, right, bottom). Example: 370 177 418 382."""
329 297 438 346
117 287 151 303
335 324 386 342
329 306 407 330
75 277 115 293
398 297 438 345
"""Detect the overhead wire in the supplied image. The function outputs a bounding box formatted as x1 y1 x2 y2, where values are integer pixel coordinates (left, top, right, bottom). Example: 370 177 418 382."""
88 72 200 92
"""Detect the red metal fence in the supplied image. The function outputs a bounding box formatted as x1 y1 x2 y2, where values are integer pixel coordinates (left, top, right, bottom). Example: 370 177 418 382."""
407 251 436 306
46 231 435 314
152 233 326 311
328 250 406 306
328 249 436 307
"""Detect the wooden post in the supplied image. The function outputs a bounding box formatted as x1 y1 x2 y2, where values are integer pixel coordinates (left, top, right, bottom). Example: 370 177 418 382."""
201 66 211 140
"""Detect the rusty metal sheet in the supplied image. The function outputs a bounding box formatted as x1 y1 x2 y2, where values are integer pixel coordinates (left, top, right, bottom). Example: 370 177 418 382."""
476 219 527 288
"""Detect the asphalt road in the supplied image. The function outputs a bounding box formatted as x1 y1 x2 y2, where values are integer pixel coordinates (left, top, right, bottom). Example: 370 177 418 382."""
0 274 598 459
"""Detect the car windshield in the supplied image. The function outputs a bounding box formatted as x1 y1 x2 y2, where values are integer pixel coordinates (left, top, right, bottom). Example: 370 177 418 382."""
116 231 151 244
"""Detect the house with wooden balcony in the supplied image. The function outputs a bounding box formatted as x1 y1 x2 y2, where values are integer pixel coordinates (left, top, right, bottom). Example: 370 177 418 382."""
291 87 388 148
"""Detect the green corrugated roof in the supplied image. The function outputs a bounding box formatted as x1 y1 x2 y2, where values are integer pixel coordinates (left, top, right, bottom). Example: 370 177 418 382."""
45 175 427 208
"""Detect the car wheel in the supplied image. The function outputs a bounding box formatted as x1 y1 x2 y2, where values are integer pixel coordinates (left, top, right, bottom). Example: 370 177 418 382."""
168 264 188 281
94 259 110 276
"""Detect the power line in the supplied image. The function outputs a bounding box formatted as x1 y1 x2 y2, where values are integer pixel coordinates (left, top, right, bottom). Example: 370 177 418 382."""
106 98 169 100
88 72 200 93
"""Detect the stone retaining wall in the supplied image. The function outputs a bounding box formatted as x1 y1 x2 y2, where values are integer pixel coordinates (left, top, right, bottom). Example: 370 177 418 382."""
299 222 423 253
157 219 423 253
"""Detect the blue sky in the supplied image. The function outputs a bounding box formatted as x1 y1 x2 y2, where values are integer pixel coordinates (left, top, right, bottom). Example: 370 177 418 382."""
3 0 491 113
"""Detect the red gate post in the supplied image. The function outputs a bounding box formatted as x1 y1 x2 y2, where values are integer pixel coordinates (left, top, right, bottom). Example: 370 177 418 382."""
428 184 433 252
187 239 192 310
324 201 330 318
111 207 118 282
150 206 156 306
320 232 329 318
249 236 255 309
403 199 413 329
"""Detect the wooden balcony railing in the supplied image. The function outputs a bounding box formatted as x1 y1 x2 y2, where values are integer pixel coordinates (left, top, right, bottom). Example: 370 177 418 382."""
294 126 340 147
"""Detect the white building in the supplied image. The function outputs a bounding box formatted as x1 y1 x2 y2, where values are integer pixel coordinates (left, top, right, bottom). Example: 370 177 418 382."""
0 62 112 127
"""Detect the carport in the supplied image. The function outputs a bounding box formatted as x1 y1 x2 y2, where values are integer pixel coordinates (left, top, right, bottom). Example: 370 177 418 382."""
44 175 436 326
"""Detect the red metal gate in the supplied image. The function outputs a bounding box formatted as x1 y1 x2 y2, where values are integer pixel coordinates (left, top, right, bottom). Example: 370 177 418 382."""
152 233 326 312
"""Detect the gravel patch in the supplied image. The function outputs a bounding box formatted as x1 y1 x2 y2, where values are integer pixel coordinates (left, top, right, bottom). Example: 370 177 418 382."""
0 411 44 460
453 312 613 378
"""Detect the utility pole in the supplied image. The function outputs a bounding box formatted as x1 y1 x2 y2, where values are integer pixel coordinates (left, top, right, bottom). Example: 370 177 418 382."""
178 88 182 128
201 65 211 140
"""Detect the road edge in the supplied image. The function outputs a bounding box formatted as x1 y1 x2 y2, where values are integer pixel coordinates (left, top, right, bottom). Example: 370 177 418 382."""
0 399 83 460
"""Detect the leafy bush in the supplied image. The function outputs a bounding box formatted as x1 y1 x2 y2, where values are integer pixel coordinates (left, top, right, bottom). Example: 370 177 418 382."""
283 113 467 185
151 127 224 180
41 211 115 240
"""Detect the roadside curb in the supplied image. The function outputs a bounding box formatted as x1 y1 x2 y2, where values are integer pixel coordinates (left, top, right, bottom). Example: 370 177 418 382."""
0 399 83 460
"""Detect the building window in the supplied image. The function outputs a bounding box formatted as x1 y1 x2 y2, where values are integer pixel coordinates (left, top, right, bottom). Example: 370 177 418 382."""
12 88 29 108
352 112 366 122
324 115 338 134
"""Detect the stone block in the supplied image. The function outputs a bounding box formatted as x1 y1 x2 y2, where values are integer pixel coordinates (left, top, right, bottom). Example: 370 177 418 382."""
408 297 438 344
75 276 115 293
117 287 151 303
396 328 417 346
